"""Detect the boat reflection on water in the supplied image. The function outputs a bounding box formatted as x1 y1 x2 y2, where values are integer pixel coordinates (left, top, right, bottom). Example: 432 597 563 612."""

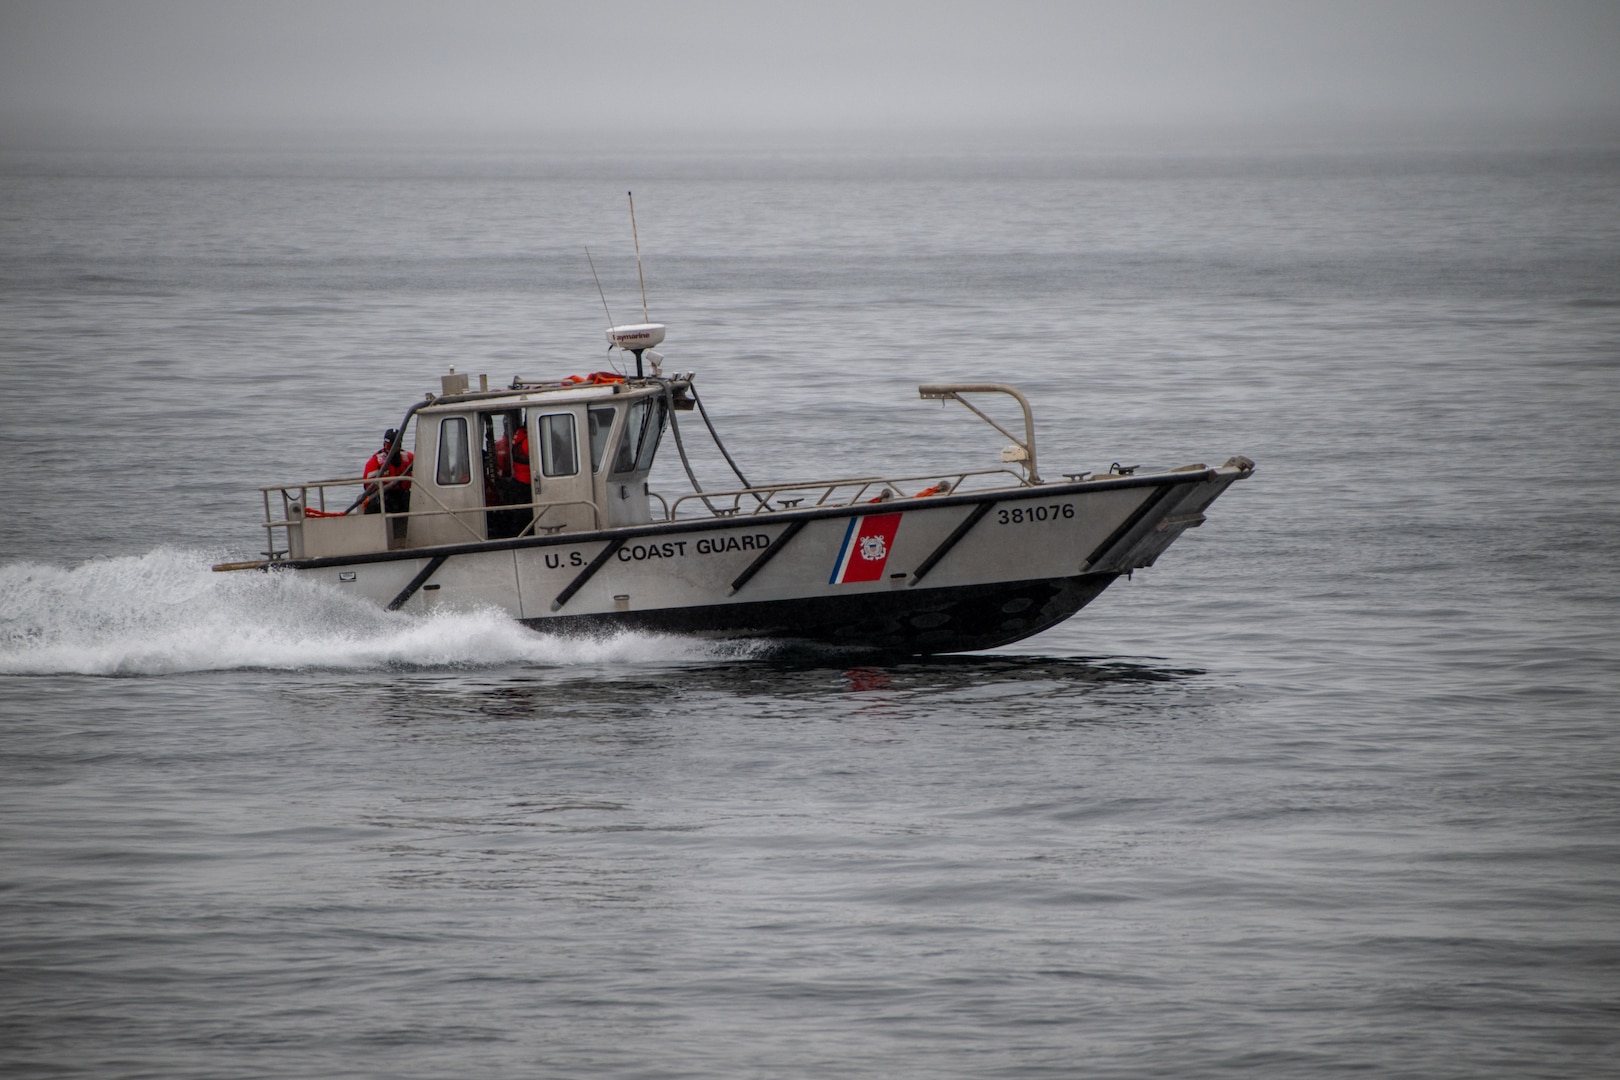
336 650 1211 732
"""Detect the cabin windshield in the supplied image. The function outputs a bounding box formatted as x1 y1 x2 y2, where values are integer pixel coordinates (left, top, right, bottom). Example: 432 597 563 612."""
611 397 667 476
588 407 615 472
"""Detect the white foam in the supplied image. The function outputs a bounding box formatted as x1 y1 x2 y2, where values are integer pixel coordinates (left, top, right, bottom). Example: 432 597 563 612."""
0 548 753 676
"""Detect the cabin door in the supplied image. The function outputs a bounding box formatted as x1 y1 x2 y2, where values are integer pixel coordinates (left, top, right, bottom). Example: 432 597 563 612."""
530 406 597 534
480 410 533 540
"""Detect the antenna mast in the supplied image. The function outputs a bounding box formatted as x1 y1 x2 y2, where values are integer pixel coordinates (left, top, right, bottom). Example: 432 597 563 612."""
628 190 649 322
602 192 666 379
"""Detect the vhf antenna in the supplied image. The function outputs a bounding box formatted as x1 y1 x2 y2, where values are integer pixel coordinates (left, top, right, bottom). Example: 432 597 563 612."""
628 190 649 323
585 246 615 326
584 246 624 375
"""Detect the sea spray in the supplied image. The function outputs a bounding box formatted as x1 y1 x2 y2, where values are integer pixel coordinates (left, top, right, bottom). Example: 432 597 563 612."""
0 549 754 676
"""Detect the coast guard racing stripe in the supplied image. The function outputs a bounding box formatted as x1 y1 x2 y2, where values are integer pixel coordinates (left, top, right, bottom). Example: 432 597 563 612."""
829 513 902 584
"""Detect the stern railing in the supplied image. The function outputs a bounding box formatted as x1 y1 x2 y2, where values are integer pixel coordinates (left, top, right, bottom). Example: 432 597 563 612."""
258 475 600 560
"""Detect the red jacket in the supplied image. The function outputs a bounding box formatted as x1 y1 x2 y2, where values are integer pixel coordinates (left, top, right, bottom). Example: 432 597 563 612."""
364 448 414 489
511 428 530 484
495 430 530 485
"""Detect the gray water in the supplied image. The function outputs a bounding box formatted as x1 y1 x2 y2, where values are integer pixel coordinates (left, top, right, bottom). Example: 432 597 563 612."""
2 137 1618 1078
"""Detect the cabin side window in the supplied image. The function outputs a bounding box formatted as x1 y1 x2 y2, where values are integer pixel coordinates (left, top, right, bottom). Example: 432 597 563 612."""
588 407 616 473
435 416 471 485
539 414 578 477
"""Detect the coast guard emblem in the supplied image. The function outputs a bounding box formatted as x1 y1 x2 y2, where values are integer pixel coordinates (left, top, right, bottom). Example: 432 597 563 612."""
830 513 903 584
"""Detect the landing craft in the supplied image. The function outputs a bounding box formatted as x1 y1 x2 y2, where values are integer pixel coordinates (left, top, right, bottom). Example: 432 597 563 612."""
214 323 1253 654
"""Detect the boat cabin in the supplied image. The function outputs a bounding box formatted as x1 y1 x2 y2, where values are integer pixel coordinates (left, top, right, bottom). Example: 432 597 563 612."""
272 371 681 561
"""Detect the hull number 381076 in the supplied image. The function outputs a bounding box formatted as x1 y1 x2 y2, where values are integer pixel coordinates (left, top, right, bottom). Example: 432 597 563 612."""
997 503 1075 525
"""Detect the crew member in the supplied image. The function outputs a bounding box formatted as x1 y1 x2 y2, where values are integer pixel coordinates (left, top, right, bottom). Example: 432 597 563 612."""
362 428 414 515
510 422 531 485
491 414 530 489
485 413 531 539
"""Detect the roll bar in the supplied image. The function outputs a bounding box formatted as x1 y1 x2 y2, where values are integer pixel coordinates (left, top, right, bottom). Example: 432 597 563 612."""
917 383 1041 484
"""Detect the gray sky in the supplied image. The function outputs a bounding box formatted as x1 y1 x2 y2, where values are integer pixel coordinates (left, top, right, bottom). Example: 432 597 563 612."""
2 0 1617 134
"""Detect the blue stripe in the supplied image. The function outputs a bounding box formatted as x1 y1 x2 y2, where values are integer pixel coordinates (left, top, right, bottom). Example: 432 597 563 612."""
829 517 859 584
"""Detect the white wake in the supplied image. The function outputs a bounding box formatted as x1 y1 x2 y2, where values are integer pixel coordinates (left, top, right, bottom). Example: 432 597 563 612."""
0 548 750 676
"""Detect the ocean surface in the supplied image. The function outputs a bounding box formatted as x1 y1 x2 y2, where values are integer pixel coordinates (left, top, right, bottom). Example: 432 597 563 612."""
2 133 1618 1078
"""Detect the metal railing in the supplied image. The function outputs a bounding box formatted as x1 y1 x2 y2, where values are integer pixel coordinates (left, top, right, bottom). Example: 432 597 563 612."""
661 467 1029 522
258 475 599 559
254 463 1035 559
